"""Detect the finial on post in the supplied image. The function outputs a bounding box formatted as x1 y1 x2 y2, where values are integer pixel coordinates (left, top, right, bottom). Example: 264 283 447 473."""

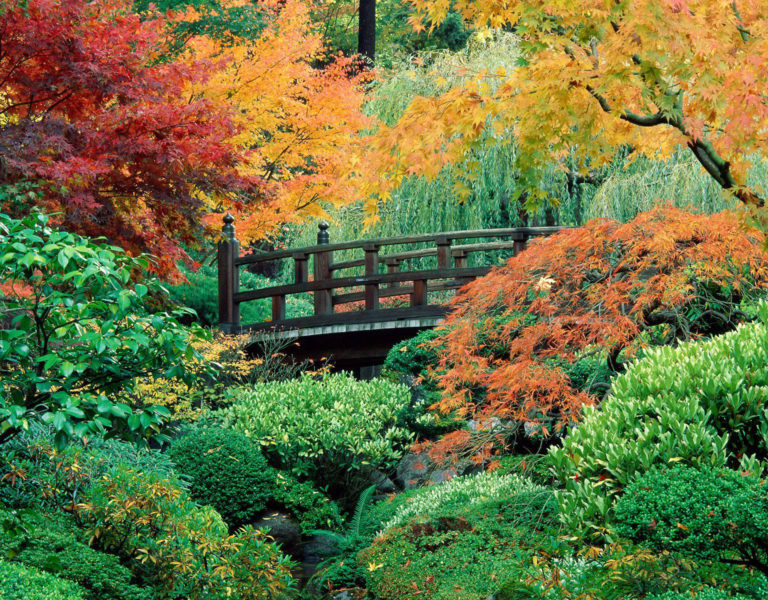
222 213 236 241
317 220 330 245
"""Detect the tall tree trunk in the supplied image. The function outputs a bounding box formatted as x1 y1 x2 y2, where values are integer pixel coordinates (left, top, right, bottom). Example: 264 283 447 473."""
358 0 375 61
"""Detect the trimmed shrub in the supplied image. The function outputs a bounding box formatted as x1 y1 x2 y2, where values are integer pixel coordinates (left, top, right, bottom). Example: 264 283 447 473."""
615 466 768 575
168 427 274 530
222 373 413 496
0 559 86 600
0 510 151 600
549 305 768 541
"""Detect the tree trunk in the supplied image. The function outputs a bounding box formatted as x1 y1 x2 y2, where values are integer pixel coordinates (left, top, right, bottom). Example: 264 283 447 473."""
358 0 376 62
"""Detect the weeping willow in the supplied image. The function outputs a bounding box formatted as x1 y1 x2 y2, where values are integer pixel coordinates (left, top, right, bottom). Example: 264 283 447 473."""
289 32 760 261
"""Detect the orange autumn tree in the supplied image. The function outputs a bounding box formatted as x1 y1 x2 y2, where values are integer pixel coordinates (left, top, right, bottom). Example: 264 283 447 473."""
425 207 768 463
183 0 372 244
350 0 768 221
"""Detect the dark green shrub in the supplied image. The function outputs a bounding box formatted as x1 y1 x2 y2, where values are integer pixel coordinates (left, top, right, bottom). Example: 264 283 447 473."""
271 472 341 533
0 510 151 600
384 328 444 387
168 427 274 530
0 559 87 600
615 466 768 575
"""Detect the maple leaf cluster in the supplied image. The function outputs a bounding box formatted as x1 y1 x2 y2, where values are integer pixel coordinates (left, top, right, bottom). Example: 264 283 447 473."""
426 207 768 463
0 0 370 275
353 0 768 221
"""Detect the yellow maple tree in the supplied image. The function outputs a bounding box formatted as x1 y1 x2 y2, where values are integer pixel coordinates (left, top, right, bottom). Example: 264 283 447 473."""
182 0 372 243
349 0 768 223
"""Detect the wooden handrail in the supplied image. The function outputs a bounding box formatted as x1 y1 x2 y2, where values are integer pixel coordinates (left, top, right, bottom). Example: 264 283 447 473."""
329 239 527 272
233 267 490 303
217 217 566 332
233 226 563 266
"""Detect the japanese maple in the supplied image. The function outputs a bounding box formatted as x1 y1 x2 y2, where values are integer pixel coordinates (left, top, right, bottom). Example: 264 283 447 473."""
427 207 768 462
184 0 372 244
0 0 261 275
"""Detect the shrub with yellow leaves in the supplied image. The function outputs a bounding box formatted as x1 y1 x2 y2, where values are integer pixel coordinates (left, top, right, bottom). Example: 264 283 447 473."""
77 465 296 600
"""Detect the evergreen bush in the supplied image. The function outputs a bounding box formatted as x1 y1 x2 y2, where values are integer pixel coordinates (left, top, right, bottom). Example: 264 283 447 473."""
0 559 86 600
549 303 768 541
222 373 414 496
615 466 768 574
168 427 274 530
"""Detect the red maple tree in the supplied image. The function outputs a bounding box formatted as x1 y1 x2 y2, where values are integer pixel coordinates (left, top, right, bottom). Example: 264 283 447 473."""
0 0 261 275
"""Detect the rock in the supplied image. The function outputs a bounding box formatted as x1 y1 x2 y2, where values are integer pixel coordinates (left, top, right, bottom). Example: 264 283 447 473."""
302 532 340 566
396 452 432 490
253 512 301 558
396 451 463 489
370 469 397 493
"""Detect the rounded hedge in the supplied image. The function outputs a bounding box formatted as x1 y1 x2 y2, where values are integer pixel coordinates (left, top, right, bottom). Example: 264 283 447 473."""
615 465 768 568
0 559 86 600
168 427 274 530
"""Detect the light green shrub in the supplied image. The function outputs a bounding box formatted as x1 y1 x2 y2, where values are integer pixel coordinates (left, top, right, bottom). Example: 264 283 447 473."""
222 373 413 495
549 304 768 541
0 559 87 600
380 471 548 532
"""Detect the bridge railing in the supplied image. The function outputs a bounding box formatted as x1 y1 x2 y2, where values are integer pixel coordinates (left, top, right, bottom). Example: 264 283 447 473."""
217 215 564 332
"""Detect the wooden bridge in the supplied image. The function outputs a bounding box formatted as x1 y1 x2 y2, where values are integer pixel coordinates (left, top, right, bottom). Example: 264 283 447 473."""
217 215 563 375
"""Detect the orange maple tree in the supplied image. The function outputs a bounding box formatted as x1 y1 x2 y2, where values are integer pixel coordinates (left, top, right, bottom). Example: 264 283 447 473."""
425 207 768 462
184 0 372 244
349 0 768 220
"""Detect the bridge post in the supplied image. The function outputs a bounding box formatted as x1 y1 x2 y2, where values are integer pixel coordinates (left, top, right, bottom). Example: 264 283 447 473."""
363 243 380 310
512 231 528 255
436 236 452 269
313 221 333 315
218 213 240 333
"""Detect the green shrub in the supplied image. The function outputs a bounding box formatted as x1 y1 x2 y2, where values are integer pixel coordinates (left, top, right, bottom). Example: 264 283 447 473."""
650 590 755 600
384 328 444 386
0 510 151 600
0 428 181 511
549 306 768 541
78 465 296 600
379 471 549 533
615 466 768 575
222 373 413 496
168 427 274 530
0 212 209 448
0 559 87 600
271 472 341 533
358 473 560 600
